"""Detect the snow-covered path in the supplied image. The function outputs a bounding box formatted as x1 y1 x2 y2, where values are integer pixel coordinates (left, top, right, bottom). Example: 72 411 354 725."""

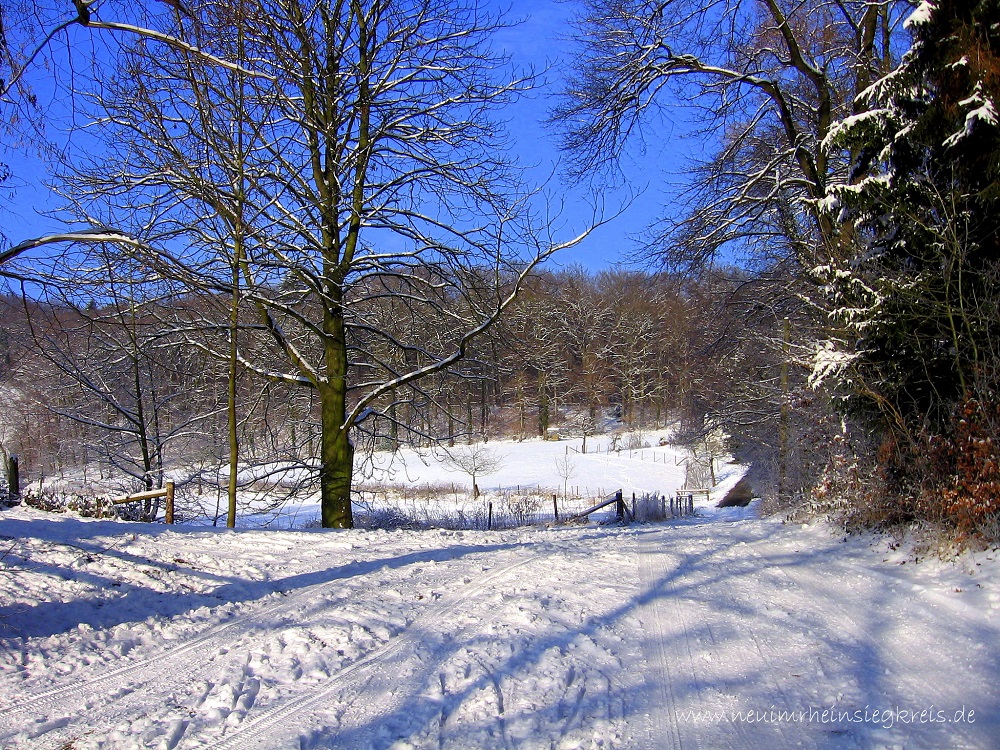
1 506 998 749
633 516 999 749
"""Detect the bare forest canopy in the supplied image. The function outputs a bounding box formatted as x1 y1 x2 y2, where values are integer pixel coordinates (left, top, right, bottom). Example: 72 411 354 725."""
1 0 605 528
0 267 801 509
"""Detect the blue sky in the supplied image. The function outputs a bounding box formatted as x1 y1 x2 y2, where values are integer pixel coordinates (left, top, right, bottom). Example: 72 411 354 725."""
0 0 704 272
494 0 704 270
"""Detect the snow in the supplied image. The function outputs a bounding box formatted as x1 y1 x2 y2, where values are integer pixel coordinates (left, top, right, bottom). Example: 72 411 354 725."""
820 109 891 152
362 433 689 498
904 1 936 29
808 340 858 389
944 83 998 148
2 491 999 748
33 430 697 529
203 431 696 529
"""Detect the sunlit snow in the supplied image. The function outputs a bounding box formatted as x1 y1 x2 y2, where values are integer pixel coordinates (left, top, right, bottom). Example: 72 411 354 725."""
2 438 998 748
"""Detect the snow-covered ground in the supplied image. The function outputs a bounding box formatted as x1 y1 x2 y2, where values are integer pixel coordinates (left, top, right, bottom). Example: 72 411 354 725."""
261 431 701 528
2 497 998 749
30 429 705 529
360 433 690 497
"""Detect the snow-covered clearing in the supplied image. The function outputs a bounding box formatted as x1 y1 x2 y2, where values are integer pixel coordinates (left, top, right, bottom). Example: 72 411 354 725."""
2 499 998 749
32 431 694 529
239 433 694 529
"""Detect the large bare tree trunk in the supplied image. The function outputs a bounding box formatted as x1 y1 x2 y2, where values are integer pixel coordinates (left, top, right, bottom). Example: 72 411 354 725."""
319 400 354 528
319 302 353 528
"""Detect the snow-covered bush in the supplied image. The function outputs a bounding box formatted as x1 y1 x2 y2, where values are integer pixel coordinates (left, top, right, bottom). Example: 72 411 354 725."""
796 431 879 527
632 493 669 522
354 506 416 530
496 491 542 526
20 491 118 519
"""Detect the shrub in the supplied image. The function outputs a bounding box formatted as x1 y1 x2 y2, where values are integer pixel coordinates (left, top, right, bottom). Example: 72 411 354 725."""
822 400 1000 544
21 491 119 519
923 399 1000 540
622 430 649 450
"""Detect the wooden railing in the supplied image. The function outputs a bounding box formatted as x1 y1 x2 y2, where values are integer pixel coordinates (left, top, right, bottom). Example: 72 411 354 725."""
113 481 175 524
565 490 631 523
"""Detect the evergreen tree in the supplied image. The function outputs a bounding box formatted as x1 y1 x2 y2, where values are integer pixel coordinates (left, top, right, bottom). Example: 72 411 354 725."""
819 0 1000 434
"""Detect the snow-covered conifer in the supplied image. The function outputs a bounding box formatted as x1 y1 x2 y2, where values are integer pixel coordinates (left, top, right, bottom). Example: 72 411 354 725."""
821 0 1000 431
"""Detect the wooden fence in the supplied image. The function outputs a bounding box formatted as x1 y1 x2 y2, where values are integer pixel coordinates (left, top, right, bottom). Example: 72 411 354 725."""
441 485 704 530
565 444 681 464
556 488 698 526
113 481 175 524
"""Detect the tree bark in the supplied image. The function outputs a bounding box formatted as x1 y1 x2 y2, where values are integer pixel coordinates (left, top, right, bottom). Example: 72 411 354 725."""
320 394 354 528
319 294 354 528
7 455 20 505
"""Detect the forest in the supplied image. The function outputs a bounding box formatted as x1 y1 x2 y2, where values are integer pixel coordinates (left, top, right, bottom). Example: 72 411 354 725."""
2 0 999 541
0 267 802 524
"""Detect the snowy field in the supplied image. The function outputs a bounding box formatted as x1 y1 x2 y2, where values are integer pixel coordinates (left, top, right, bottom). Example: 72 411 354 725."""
26 430 703 529
359 433 690 499
2 496 999 749
266 432 697 529
161 431 702 529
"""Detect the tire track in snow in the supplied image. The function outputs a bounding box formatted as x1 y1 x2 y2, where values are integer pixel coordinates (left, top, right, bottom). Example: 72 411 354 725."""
635 525 793 750
0 596 344 745
636 535 707 750
0 544 348 701
0 573 331 723
688 528 801 749
208 552 543 750
323 559 634 750
0 548 505 745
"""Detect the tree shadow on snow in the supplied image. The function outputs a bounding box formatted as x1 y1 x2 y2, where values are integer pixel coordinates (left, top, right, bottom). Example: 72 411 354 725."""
0 514 525 642
295 518 1000 750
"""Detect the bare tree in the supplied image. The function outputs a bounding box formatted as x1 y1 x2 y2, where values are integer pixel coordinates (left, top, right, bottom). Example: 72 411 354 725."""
554 452 575 501
0 1 282 265
19 250 219 514
57 0 596 528
502 287 571 438
549 267 616 427
441 443 503 499
598 270 671 427
0 0 267 103
553 0 914 506
555 0 909 270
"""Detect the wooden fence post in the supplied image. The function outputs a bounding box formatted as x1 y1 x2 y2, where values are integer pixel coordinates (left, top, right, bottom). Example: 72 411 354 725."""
165 481 175 525
6 455 20 505
615 490 624 521
488 501 493 530
552 494 559 522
